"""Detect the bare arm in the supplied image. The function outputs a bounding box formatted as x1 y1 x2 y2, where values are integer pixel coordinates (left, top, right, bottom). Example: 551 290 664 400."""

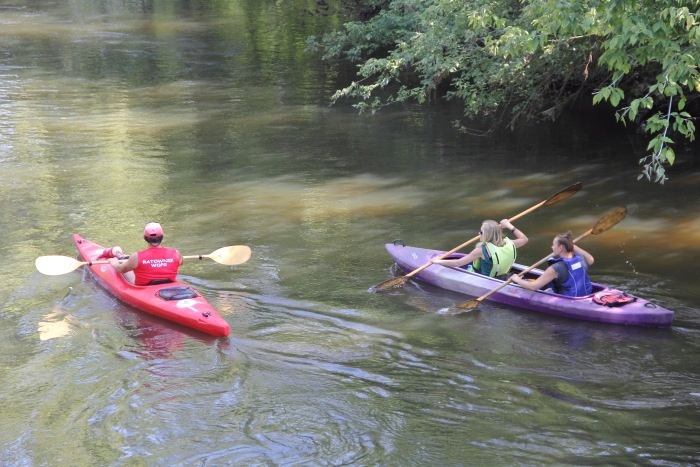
509 266 558 291
109 253 138 273
432 246 484 268
574 245 594 266
500 219 528 248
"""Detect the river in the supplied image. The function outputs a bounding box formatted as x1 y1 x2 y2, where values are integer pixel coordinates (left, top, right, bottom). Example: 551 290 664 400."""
1 1 699 465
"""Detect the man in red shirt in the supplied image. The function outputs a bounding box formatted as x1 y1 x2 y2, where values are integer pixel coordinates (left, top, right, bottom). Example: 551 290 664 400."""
105 222 183 285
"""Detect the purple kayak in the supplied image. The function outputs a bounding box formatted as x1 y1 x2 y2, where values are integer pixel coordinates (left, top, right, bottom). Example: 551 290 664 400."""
385 243 674 327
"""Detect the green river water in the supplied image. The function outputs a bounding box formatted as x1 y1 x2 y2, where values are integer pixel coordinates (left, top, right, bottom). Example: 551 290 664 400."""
1 1 699 465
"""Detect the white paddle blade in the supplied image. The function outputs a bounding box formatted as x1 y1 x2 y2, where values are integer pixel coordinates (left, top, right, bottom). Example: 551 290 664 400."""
35 255 85 275
209 245 252 265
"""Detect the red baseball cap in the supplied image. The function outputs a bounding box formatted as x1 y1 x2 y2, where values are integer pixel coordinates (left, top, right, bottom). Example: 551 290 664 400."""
144 222 164 237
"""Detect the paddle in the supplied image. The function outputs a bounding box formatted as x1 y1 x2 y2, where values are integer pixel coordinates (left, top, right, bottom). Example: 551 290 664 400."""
370 182 583 292
452 205 628 312
35 245 252 276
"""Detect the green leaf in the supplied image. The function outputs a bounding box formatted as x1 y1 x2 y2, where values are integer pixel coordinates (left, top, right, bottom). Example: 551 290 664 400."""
664 147 676 165
629 100 640 121
610 88 624 107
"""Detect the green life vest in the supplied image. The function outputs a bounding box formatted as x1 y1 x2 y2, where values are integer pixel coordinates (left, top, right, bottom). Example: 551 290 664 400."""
472 238 517 277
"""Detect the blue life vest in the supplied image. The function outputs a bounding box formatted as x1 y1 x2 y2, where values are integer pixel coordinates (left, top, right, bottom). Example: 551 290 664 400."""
548 255 592 297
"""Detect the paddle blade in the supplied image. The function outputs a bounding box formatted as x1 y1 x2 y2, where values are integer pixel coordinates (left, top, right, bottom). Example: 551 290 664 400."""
592 206 627 234
208 245 252 265
542 182 582 206
455 299 480 310
371 275 409 292
35 255 85 275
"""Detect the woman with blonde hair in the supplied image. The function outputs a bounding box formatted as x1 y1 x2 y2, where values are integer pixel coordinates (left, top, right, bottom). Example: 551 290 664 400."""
432 219 528 279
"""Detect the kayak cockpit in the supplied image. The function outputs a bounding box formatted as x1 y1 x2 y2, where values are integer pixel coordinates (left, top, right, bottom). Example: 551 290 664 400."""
441 255 606 298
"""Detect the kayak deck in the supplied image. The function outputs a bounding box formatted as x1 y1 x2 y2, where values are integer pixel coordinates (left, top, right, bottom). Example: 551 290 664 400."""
385 243 674 327
73 234 230 337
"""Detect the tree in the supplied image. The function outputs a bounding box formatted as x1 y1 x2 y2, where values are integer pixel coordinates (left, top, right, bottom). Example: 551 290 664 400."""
309 0 700 183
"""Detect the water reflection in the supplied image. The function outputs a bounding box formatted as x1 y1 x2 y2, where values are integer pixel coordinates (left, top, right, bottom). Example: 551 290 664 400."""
37 308 76 341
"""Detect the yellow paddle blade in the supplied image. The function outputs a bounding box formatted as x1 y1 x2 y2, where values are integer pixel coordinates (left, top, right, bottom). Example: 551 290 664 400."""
184 245 252 266
210 245 252 265
35 255 87 275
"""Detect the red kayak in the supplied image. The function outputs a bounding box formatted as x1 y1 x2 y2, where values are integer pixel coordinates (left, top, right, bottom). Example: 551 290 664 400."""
73 234 230 337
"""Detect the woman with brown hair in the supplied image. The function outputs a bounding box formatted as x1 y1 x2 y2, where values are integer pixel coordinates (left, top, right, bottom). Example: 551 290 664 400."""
510 231 594 296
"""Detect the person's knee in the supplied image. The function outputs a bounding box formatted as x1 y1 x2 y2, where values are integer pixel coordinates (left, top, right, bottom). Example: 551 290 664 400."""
123 271 135 284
